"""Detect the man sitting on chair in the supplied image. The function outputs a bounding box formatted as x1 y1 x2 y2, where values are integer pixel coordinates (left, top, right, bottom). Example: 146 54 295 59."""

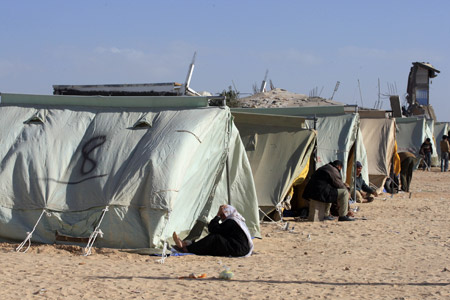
303 160 354 221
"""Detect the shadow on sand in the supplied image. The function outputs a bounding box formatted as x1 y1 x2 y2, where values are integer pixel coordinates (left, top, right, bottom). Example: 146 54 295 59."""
92 275 449 287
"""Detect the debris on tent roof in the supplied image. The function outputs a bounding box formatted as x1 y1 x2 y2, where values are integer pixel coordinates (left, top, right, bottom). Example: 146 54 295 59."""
235 88 345 108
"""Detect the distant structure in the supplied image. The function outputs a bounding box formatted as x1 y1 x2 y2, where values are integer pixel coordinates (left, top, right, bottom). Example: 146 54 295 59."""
404 62 440 120
53 52 203 97
53 82 186 96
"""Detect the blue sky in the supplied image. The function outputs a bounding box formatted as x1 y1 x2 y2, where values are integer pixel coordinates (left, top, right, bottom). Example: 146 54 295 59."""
1 0 449 120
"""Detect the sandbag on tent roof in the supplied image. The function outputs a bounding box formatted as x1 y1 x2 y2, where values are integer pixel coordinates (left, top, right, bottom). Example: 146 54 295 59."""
360 118 396 190
396 117 438 166
232 106 369 185
0 93 260 252
232 112 316 216
434 122 449 160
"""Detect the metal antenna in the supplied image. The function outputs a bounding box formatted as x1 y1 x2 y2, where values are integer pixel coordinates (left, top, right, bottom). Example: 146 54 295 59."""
252 83 259 94
330 81 340 100
357 79 364 107
310 87 320 98
181 52 197 95
259 69 269 93
374 78 381 109
231 80 238 93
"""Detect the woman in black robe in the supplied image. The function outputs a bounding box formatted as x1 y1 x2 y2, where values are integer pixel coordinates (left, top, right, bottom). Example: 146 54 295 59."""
172 205 253 257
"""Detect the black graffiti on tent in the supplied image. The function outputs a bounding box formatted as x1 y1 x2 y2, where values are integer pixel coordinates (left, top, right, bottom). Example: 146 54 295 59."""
47 135 108 185
81 136 107 175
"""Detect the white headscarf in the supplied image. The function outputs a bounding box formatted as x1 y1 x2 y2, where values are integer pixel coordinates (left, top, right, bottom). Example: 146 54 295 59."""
223 205 254 257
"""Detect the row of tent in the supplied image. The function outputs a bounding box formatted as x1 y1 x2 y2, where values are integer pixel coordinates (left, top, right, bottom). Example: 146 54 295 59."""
0 93 446 253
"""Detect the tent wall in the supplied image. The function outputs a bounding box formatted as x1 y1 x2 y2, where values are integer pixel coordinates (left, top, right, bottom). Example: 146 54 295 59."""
435 122 449 161
0 94 260 250
305 114 368 184
396 118 438 166
204 121 261 238
360 118 396 189
396 118 426 154
232 112 316 214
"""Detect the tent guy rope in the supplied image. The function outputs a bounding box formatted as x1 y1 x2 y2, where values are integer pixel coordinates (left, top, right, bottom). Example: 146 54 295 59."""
83 206 109 256
16 209 51 253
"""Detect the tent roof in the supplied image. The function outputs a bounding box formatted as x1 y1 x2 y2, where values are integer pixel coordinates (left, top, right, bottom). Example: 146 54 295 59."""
0 93 211 108
232 105 346 117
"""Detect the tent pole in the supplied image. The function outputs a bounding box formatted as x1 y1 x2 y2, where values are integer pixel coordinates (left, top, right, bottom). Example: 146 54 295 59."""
353 106 359 202
226 157 231 205
313 115 317 170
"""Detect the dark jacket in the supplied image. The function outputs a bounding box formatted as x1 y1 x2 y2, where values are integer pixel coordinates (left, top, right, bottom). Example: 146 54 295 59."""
356 174 374 194
440 139 450 153
420 142 433 155
302 163 347 203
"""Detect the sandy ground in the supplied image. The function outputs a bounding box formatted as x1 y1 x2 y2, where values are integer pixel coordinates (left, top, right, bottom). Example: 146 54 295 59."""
0 169 449 300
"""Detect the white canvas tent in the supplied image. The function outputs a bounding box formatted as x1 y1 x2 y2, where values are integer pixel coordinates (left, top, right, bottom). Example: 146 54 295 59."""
232 106 369 185
396 117 438 166
360 118 396 190
232 112 316 216
0 93 261 252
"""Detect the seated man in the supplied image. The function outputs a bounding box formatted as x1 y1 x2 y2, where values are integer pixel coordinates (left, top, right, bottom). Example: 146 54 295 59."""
303 160 354 221
172 205 253 257
351 161 378 203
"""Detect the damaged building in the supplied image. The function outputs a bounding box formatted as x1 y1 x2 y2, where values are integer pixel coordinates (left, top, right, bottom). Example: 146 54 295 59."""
404 62 440 120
